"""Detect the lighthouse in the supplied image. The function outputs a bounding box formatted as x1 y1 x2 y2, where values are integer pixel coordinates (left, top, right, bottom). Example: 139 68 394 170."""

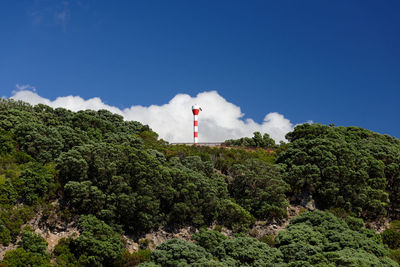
192 104 202 144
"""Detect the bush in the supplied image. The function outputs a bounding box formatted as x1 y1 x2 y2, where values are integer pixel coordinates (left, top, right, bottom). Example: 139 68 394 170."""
278 124 398 219
146 239 213 266
71 215 124 266
19 230 48 255
0 205 34 243
344 216 364 231
389 248 400 264
275 211 396 265
116 250 151 267
382 229 400 249
192 228 227 253
228 159 289 220
2 248 51 267
214 236 283 266
218 199 256 232
258 234 275 247
52 237 79 266
0 224 11 245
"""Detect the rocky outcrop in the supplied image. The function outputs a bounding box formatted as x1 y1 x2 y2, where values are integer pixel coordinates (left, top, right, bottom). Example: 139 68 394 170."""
0 201 79 260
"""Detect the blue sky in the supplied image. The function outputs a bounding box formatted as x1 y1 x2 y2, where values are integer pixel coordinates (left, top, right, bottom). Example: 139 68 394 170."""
1 0 399 140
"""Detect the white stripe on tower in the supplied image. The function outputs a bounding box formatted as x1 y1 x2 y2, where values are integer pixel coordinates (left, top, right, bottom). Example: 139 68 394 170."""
192 104 201 145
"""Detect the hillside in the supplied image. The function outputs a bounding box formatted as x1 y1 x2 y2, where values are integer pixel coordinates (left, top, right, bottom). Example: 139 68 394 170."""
0 99 399 266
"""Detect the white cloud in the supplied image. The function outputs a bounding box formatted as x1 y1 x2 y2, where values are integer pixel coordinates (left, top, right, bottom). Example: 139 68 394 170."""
10 87 298 143
15 84 36 92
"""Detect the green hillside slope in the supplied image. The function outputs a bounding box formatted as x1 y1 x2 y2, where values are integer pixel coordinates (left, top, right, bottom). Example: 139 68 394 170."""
0 99 399 266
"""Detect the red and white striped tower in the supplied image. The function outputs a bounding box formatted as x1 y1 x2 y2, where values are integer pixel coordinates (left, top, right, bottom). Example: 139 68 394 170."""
192 104 202 144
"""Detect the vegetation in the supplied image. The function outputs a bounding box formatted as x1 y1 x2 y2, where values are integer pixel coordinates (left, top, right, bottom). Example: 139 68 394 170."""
0 99 399 266
278 123 400 219
141 211 397 266
2 229 51 267
224 131 277 148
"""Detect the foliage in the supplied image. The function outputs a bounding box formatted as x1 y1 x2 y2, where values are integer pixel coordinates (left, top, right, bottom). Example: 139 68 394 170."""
115 249 151 267
142 238 215 267
218 199 256 232
344 216 364 231
258 234 275 247
192 228 227 254
52 237 80 267
389 248 400 264
19 162 56 205
381 220 400 250
274 210 396 266
390 220 400 230
18 229 48 255
60 146 228 232
228 159 289 220
0 205 34 244
70 215 124 266
381 229 400 249
214 236 284 266
1 248 51 267
224 131 277 148
164 144 277 175
138 211 398 267
277 123 400 219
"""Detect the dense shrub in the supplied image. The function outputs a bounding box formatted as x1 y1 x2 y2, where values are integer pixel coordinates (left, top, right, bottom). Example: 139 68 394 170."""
0 205 34 244
71 215 124 266
382 229 400 249
228 159 289 220
214 236 284 266
19 229 48 255
2 248 51 267
224 131 277 148
275 211 396 266
218 199 256 232
115 250 151 267
143 239 215 267
52 237 79 266
192 228 227 254
278 123 399 219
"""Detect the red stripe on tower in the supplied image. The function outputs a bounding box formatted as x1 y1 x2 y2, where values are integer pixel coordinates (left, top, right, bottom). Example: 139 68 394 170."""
192 104 201 145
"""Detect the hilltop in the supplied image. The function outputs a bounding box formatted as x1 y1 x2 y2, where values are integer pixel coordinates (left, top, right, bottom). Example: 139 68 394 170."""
0 98 399 266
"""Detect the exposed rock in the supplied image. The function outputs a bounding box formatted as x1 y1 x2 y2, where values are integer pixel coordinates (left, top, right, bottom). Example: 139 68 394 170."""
300 195 316 211
36 226 79 253
249 205 303 239
366 218 391 234
122 235 139 253
138 226 197 249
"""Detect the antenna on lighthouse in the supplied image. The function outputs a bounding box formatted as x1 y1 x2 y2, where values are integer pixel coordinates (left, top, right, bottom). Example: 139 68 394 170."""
192 104 201 145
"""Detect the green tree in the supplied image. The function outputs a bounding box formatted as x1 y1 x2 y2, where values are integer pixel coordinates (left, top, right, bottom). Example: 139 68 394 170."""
71 215 124 266
278 124 395 219
228 159 289 219
274 210 396 266
19 230 48 255
218 199 256 232
2 248 51 267
214 236 284 266
224 132 277 148
192 228 227 254
144 239 215 267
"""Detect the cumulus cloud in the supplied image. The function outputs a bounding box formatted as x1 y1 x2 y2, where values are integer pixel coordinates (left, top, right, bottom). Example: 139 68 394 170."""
10 87 297 143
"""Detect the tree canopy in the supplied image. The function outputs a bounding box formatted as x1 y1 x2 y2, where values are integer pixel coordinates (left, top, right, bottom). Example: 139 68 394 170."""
278 123 400 219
